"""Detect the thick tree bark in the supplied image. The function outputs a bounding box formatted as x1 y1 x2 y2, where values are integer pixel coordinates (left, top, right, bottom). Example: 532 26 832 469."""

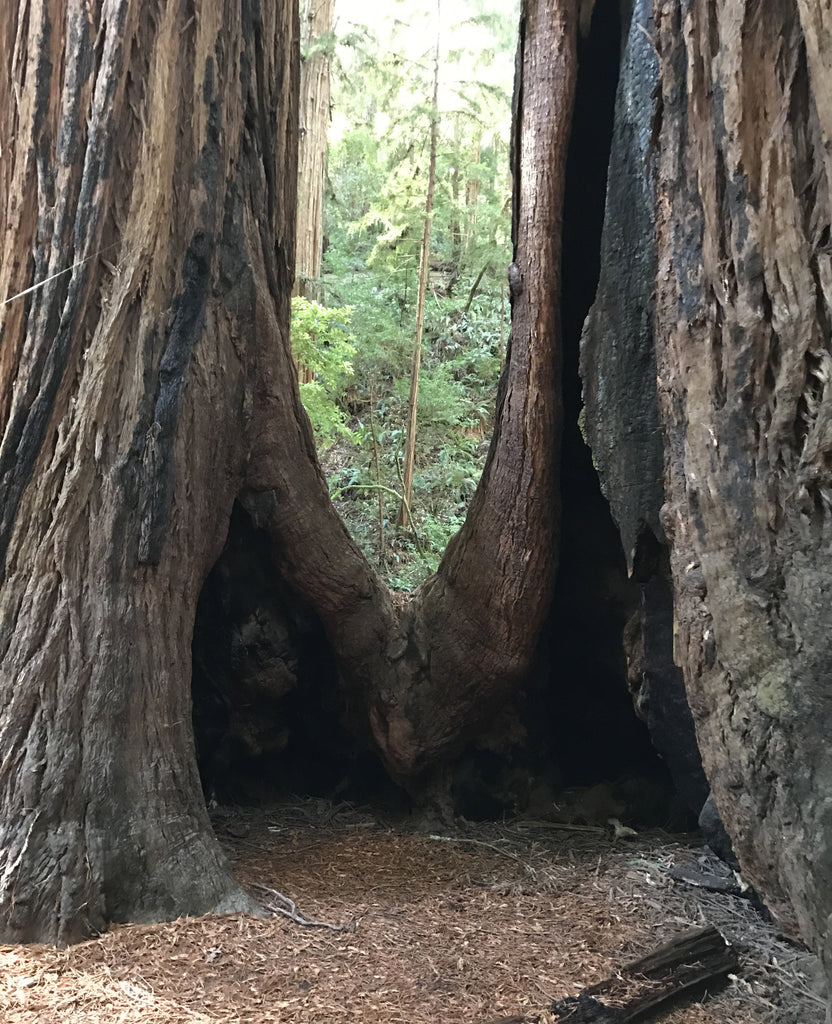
0 0 297 942
652 0 832 985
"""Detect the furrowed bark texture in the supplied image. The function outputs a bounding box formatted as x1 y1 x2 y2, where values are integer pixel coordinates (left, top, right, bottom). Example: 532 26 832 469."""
246 0 576 781
0 0 297 941
654 0 832 974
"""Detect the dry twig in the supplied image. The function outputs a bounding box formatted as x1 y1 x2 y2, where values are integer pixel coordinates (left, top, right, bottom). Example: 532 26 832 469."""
251 883 346 932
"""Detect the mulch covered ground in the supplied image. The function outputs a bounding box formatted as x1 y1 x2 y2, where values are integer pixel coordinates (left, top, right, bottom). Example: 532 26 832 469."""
0 799 826 1023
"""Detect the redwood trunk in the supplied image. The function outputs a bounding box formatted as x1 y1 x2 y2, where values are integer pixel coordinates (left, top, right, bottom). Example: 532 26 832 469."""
0 0 297 942
652 0 832 982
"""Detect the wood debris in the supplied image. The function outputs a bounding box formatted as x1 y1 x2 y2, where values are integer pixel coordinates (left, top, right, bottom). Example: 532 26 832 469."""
551 925 738 1022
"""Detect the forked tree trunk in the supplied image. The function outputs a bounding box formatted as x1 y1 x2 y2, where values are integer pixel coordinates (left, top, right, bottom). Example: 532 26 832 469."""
652 0 832 982
247 0 574 781
0 0 575 942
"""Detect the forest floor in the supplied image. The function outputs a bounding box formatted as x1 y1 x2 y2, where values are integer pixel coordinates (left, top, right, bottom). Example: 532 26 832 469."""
0 799 826 1024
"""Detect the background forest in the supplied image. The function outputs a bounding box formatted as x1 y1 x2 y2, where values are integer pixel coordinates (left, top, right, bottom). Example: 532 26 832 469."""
293 0 519 588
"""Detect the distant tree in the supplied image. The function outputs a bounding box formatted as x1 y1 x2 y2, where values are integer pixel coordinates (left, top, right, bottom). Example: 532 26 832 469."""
399 5 441 529
295 0 335 303
328 2 514 310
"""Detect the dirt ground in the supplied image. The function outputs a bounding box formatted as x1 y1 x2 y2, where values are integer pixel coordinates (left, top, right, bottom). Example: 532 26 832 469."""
0 800 826 1023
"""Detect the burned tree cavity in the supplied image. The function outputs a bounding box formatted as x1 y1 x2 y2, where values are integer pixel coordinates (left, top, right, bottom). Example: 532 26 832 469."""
547 0 686 798
188 0 696 835
577 0 709 818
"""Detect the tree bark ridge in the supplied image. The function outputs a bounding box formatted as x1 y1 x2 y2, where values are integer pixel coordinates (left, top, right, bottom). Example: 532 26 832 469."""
653 0 832 978
0 0 298 942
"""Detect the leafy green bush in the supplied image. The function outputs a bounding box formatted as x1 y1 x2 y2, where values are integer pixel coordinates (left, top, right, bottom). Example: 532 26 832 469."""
291 297 357 450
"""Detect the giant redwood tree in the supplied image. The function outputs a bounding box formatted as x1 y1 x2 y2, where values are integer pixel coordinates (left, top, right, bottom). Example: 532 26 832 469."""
0 0 574 942
0 0 301 940
652 0 832 979
2 0 832 1003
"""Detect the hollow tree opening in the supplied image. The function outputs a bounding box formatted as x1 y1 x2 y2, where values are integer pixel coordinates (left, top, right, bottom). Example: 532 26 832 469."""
189 0 699 832
547 0 651 787
565 0 710 814
192 501 403 810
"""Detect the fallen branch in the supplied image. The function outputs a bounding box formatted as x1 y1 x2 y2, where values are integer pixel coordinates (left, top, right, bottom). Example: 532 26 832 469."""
551 925 738 1022
667 863 749 898
428 834 527 866
252 884 346 932
512 819 607 835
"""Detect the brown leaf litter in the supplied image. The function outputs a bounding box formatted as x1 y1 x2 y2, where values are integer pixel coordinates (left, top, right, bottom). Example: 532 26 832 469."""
0 799 826 1023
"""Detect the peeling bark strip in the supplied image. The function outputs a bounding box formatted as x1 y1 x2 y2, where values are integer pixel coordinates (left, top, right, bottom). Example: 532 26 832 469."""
0 0 298 942
653 0 832 979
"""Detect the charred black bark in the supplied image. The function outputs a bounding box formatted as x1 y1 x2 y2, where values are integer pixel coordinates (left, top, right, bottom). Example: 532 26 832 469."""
548 0 664 787
576 0 708 817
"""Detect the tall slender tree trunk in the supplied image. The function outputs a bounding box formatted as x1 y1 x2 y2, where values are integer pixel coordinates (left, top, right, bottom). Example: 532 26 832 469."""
399 14 441 530
294 0 334 304
450 114 463 285
291 0 334 386
464 129 482 258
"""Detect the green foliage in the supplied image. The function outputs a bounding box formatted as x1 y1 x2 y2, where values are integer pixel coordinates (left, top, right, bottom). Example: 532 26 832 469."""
302 0 517 589
301 30 337 61
291 297 357 450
